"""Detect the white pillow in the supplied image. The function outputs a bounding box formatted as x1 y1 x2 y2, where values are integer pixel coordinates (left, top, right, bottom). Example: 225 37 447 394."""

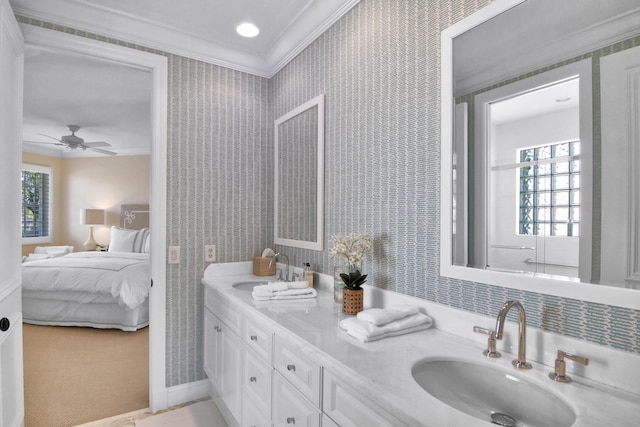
134 228 150 253
143 234 151 253
108 226 140 252
108 227 150 253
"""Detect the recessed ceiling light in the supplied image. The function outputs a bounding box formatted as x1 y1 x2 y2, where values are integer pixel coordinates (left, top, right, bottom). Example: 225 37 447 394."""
236 22 260 38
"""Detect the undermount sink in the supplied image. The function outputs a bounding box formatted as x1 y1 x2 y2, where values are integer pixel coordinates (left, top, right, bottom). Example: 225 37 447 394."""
411 359 575 427
232 281 266 291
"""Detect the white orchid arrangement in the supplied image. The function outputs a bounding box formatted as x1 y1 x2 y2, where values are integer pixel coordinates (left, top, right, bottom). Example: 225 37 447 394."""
329 232 372 290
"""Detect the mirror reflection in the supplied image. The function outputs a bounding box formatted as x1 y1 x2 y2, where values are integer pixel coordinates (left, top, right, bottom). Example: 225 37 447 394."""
274 94 325 251
450 0 640 289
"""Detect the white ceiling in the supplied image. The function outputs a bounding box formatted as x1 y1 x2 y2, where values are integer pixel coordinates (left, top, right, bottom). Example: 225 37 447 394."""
12 0 359 158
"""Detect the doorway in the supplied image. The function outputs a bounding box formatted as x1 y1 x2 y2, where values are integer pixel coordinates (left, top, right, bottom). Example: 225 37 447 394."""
20 24 168 415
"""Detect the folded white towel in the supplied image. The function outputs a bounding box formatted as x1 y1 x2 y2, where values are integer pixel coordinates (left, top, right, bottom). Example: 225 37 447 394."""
253 285 315 298
266 281 309 292
340 312 433 342
252 287 317 301
346 323 432 342
266 282 288 292
356 305 420 326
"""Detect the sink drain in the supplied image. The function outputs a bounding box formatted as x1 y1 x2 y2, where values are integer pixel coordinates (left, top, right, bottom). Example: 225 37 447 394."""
491 412 516 427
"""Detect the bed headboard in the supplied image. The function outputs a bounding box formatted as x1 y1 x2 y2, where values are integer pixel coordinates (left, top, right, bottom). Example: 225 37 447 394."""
120 204 150 230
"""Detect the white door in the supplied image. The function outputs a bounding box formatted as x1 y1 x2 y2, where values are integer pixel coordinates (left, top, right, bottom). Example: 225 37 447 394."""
0 0 24 426
601 45 640 288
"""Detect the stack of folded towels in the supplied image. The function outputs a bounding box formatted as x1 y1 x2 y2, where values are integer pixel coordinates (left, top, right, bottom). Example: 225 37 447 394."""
252 281 317 301
339 305 433 342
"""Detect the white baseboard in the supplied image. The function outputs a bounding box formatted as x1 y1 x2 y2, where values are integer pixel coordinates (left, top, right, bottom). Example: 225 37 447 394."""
166 379 212 408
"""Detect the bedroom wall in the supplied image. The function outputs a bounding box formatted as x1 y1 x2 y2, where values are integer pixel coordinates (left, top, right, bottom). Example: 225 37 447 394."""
18 0 640 391
21 152 149 255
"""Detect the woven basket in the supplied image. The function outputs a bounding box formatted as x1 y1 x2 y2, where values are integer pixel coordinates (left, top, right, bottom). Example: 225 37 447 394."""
342 288 364 315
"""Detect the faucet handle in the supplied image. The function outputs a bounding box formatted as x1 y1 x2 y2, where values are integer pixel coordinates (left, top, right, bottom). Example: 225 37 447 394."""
549 350 589 383
473 326 501 358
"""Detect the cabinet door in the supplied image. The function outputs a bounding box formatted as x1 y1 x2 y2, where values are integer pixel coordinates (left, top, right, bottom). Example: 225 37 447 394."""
242 391 270 427
220 321 244 423
204 308 221 389
272 372 320 427
243 347 272 419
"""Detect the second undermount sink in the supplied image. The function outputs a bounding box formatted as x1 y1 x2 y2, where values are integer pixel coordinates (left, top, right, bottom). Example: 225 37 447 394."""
232 281 267 291
412 359 575 427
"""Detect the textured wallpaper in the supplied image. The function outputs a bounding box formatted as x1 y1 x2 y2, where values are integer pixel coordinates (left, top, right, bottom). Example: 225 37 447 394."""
18 0 640 389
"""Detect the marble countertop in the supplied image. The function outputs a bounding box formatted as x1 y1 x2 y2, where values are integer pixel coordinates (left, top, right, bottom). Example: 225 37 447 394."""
202 262 640 427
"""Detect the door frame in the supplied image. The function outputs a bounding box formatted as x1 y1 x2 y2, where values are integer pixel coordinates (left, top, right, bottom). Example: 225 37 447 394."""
21 25 169 411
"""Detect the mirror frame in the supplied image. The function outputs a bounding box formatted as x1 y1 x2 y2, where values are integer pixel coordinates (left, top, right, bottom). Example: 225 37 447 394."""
274 94 325 251
440 0 640 309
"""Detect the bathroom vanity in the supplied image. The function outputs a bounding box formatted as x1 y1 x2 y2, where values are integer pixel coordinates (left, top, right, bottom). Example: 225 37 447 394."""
202 262 640 427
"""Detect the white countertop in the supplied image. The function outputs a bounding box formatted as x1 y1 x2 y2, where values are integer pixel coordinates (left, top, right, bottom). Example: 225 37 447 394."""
202 262 640 427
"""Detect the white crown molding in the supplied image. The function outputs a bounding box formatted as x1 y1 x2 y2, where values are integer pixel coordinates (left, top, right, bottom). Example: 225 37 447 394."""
12 0 360 78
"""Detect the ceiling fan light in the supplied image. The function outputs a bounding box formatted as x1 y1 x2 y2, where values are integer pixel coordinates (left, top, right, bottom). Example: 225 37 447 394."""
236 22 259 38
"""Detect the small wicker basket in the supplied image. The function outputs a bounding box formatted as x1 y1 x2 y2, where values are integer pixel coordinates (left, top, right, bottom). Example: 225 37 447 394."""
253 256 276 276
342 288 364 315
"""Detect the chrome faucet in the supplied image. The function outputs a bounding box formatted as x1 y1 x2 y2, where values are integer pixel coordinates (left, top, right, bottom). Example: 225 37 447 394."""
269 253 289 281
494 300 532 369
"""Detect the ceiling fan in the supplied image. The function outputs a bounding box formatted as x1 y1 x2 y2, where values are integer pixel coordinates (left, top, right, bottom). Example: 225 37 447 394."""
34 125 117 156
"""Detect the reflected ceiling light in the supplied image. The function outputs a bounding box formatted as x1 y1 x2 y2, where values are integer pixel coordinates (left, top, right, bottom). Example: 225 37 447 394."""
236 22 260 38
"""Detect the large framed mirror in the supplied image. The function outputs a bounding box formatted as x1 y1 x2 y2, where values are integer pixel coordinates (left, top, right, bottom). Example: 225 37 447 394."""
441 0 640 309
274 94 325 250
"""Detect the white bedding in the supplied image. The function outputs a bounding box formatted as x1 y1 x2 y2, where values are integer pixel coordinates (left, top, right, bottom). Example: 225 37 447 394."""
22 251 150 309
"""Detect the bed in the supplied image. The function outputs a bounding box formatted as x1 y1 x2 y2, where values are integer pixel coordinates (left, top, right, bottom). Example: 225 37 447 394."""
21 204 151 331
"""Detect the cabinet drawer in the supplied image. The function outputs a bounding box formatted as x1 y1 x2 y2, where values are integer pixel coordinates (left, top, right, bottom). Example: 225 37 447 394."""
323 370 404 427
204 287 223 315
322 414 340 427
243 347 272 416
274 334 322 408
205 287 243 335
242 391 270 427
273 372 320 427
244 311 273 363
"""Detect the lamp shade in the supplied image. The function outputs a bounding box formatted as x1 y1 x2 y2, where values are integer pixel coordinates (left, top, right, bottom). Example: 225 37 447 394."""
80 208 105 225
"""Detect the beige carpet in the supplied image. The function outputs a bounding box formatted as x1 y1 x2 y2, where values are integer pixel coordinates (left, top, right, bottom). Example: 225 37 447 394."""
23 324 149 427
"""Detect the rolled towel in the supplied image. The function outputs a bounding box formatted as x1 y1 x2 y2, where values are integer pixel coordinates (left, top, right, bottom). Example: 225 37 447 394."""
356 305 420 326
340 312 433 342
252 287 318 301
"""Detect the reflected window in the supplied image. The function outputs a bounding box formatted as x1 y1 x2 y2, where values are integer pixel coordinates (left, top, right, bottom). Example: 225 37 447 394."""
518 141 580 237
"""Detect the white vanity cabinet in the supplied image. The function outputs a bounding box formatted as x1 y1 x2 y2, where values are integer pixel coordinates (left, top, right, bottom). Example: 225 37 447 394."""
204 277 396 427
204 290 244 425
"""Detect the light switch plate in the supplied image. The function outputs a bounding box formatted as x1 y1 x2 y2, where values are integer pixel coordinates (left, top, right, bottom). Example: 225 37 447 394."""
168 246 180 264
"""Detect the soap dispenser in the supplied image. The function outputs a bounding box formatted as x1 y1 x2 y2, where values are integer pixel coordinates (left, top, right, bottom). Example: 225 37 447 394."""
303 262 314 288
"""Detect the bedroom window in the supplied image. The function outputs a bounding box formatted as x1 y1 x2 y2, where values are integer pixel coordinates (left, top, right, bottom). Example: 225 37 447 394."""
22 164 53 243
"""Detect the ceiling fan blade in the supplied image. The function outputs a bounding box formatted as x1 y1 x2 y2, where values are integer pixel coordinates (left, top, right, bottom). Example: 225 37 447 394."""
83 141 111 148
23 140 64 146
37 133 63 143
88 147 117 156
